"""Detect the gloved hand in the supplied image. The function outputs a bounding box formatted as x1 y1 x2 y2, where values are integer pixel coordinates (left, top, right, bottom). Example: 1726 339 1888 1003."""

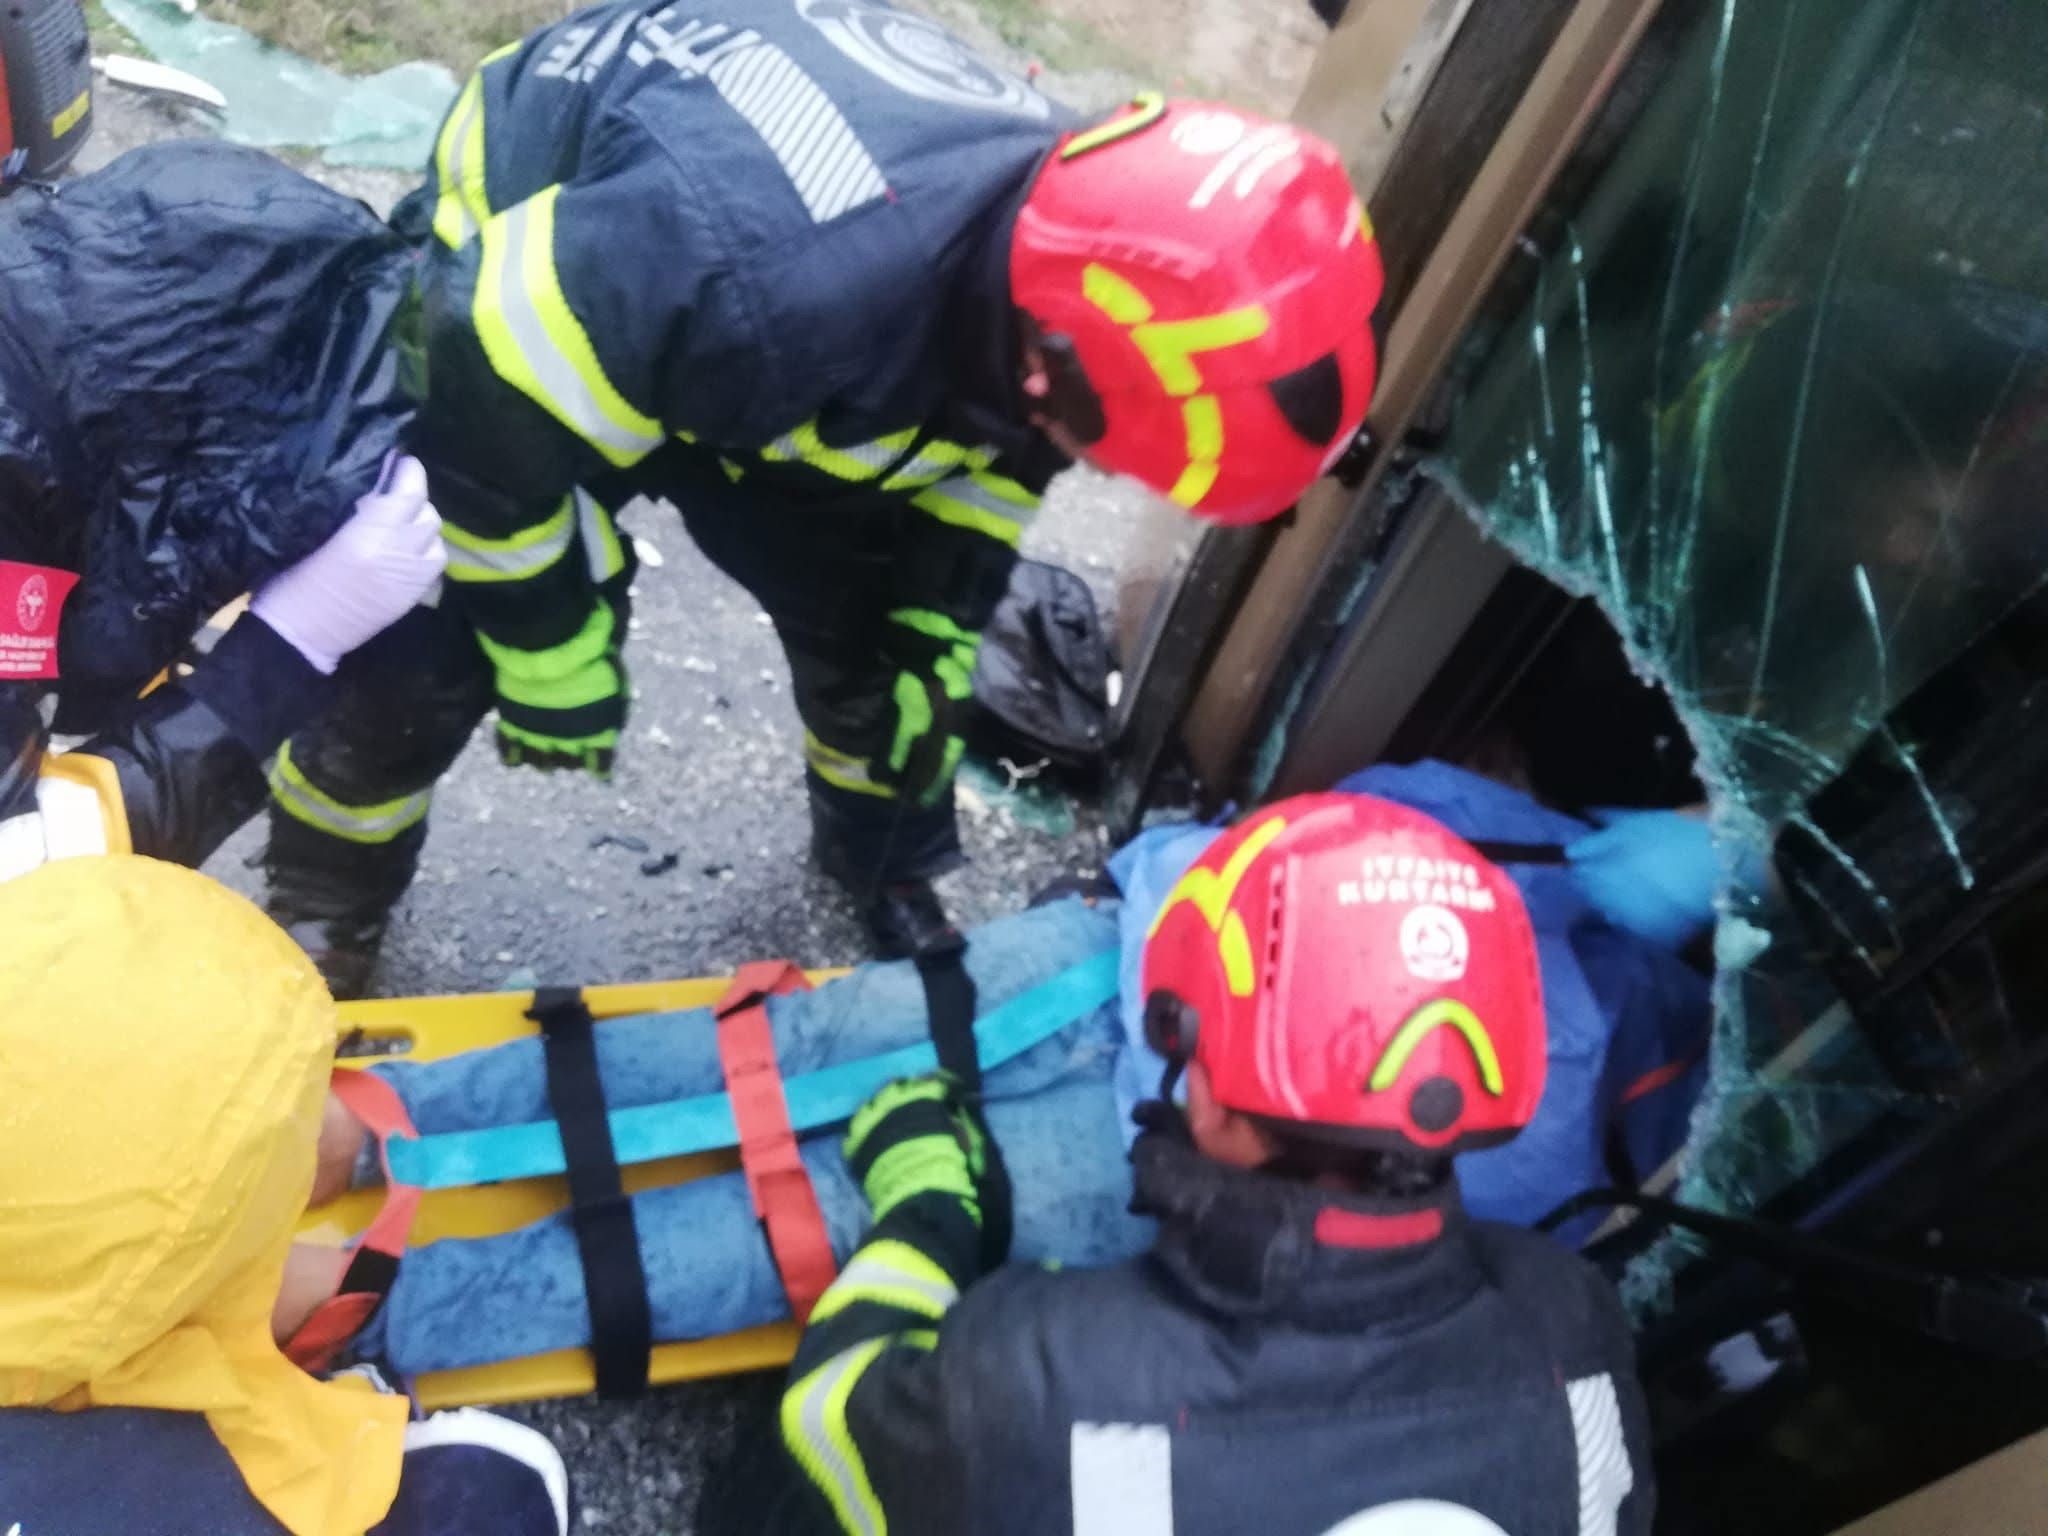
844 1074 1012 1269
481 601 628 778
252 456 445 674
883 610 981 805
1565 807 1718 950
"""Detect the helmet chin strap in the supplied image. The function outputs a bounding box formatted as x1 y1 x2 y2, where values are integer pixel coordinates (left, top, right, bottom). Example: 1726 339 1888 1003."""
1130 1053 1193 1145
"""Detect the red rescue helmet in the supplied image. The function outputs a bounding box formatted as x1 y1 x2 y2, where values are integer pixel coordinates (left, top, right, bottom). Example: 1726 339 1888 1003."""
1141 793 1546 1156
1011 95 1384 525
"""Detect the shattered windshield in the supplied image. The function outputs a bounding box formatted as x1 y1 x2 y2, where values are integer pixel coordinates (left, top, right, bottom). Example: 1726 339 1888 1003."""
1432 0 2048 1295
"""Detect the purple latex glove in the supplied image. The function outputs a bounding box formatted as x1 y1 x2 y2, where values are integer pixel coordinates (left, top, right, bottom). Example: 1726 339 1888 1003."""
252 456 445 674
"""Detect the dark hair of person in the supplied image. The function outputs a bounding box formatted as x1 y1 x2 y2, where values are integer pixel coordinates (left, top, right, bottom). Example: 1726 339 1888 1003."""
1258 1129 1451 1198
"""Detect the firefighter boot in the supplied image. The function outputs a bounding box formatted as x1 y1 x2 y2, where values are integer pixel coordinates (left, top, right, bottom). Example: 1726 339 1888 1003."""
264 814 424 1000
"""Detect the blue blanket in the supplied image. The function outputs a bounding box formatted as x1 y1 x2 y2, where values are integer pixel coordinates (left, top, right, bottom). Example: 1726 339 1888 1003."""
367 900 1150 1373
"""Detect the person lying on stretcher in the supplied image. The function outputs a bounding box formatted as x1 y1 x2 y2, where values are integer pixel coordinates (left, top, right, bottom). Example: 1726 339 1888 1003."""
272 764 1714 1382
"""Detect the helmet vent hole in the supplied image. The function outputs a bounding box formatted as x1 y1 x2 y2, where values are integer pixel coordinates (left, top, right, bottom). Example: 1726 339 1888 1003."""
1264 865 1286 990
1267 352 1345 447
1408 1076 1464 1134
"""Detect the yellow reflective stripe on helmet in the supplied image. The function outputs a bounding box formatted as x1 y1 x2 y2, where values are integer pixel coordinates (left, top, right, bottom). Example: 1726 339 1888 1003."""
1169 461 1220 509
783 1340 889 1536
805 731 897 800
1148 812 1290 997
441 497 576 583
1060 90 1167 161
432 73 488 249
1083 262 1154 326
808 1240 960 1324
574 487 627 582
1079 263 1273 511
1133 306 1273 397
1371 999 1504 1097
473 187 663 467
761 420 916 482
1168 395 1226 508
269 742 431 845
1183 395 1224 461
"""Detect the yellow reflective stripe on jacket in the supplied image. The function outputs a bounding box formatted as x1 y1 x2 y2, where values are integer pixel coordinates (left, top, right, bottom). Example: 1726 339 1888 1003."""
923 737 965 805
475 602 618 707
761 420 917 482
889 672 933 773
441 497 576 583
879 438 992 492
909 470 1036 547
886 608 977 647
807 1240 960 1324
473 187 664 467
269 743 431 845
431 72 490 249
804 730 897 800
0 755 133 881
575 487 627 581
782 1339 891 1536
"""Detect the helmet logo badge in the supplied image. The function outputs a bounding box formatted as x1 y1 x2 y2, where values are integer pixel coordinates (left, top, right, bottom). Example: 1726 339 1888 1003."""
1188 123 1303 210
798 0 1050 119
1317 1499 1511 1535
16 574 48 633
1170 111 1246 157
1399 904 1468 982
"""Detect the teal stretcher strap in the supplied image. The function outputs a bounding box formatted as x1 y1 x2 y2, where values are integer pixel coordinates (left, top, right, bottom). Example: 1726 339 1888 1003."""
388 950 1120 1191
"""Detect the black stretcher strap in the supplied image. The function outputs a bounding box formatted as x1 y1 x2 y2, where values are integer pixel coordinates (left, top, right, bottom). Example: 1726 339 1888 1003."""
529 986 652 1399
914 936 981 1093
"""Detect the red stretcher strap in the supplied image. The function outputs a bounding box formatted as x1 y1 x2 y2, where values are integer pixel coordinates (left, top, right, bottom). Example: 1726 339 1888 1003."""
716 961 839 1324
287 1067 423 1374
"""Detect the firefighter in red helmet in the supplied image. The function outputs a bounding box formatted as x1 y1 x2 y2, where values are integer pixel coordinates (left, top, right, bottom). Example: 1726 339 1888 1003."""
737 793 1655 1536
261 0 1387 991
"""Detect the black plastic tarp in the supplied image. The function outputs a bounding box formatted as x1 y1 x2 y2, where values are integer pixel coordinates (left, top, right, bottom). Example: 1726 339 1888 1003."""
0 141 415 694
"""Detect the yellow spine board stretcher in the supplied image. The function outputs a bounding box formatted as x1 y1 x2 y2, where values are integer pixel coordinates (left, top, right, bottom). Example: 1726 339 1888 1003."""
300 971 844 1410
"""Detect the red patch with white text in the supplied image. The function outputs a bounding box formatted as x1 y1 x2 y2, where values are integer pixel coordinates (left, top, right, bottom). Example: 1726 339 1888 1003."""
0 560 80 679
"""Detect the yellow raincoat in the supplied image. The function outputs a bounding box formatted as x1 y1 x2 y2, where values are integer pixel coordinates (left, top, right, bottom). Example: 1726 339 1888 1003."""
0 855 406 1536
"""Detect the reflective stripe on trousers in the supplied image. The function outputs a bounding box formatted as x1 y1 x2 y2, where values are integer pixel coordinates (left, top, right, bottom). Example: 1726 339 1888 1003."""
269 742 432 845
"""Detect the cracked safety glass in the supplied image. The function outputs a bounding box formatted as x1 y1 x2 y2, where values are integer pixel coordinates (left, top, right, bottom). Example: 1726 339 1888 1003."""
1431 0 2048 1300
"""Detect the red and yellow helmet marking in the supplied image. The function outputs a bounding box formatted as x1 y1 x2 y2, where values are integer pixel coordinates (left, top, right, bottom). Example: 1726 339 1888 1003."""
1147 812 1289 997
1079 262 1272 510
1369 999 1504 1097
1058 91 1167 162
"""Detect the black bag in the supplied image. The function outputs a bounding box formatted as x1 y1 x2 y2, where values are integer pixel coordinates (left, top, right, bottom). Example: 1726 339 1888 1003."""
968 559 1113 785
